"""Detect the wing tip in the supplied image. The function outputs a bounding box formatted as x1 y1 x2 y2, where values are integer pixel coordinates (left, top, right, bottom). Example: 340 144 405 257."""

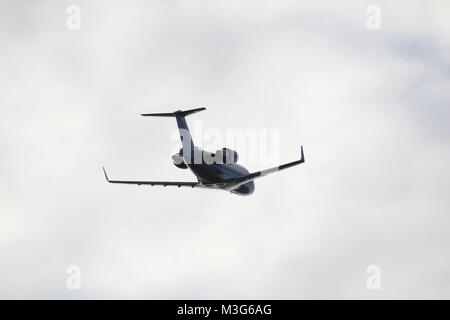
102 166 110 182
300 145 305 163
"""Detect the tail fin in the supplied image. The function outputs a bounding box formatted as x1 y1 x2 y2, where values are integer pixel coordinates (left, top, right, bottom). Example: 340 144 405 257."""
141 108 206 159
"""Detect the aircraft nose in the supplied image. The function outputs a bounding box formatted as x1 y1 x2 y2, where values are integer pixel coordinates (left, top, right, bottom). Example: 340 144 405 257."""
247 181 255 195
232 181 255 195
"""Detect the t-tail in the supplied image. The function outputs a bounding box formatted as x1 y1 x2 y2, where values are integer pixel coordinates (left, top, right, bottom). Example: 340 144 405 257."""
141 107 206 159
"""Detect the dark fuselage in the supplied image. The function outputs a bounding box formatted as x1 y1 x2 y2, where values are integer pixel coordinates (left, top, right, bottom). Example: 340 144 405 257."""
182 150 255 196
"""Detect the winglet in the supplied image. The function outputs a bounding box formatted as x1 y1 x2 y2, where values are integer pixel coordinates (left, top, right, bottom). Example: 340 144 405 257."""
300 145 305 163
102 167 110 182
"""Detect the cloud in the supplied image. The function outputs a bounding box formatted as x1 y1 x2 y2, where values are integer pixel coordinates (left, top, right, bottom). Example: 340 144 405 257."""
0 0 449 299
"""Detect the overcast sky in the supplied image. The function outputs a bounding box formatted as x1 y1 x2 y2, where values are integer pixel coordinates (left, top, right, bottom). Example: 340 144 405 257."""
1 0 450 299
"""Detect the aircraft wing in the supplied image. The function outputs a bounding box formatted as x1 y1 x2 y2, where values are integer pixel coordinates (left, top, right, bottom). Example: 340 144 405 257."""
224 146 305 188
102 167 207 188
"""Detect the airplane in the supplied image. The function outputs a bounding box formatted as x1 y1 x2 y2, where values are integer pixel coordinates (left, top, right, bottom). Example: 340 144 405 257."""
102 107 305 195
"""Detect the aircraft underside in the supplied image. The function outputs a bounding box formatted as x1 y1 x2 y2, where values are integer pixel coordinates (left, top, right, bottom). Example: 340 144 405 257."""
103 107 305 196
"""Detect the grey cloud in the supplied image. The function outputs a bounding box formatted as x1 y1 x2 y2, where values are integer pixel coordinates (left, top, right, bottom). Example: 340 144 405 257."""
1 0 450 299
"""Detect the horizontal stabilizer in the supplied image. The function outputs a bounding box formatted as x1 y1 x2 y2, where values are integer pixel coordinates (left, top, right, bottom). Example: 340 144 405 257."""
141 107 206 117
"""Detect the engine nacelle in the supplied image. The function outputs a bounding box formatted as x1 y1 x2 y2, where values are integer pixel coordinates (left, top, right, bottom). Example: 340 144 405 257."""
172 153 188 169
215 148 239 164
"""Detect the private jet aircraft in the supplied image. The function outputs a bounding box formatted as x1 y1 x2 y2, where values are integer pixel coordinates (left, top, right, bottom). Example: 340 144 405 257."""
103 108 305 195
